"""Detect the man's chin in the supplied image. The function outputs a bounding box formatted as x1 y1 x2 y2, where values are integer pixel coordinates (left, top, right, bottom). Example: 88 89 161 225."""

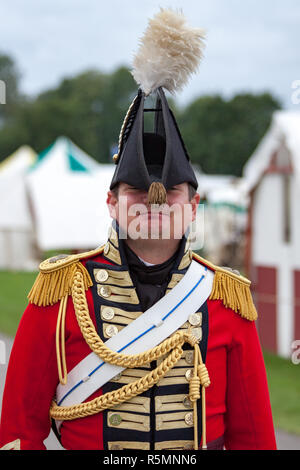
135 225 186 242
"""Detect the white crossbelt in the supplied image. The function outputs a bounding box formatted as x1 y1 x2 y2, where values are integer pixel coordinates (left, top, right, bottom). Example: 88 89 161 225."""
56 260 214 415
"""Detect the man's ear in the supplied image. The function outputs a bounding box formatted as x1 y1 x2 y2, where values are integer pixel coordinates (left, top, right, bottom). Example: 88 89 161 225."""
106 190 118 219
190 192 200 222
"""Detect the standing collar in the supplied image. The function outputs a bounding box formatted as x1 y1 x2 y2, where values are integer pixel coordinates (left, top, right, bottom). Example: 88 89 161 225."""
102 220 192 273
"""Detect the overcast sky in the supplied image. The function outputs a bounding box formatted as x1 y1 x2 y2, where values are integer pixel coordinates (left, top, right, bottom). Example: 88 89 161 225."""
1 0 300 109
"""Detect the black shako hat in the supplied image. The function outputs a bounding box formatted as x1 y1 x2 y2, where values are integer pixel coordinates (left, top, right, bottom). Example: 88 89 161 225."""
109 8 206 204
110 87 198 203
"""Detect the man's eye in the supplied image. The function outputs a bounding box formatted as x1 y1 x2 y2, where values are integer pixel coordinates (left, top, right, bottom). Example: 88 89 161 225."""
128 187 144 193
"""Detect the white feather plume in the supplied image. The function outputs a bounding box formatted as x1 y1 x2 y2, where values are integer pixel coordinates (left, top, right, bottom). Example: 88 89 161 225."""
132 8 206 95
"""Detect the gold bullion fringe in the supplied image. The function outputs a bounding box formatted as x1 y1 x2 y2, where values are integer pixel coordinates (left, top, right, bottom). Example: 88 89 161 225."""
50 270 211 450
209 270 258 321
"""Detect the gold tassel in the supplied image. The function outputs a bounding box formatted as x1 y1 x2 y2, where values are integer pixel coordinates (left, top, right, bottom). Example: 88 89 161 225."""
147 181 167 205
28 261 93 307
209 270 258 321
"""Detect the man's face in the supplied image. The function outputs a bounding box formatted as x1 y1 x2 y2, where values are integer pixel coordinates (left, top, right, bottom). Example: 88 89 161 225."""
107 182 200 241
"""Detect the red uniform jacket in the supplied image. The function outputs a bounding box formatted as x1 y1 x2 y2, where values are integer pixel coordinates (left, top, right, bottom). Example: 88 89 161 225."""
0 238 277 450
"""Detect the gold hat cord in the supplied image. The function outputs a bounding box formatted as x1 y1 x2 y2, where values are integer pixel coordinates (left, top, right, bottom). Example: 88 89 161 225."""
112 94 139 163
53 270 210 450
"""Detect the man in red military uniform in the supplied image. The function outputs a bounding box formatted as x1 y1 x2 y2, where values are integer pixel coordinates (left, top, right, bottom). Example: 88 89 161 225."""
0 8 276 451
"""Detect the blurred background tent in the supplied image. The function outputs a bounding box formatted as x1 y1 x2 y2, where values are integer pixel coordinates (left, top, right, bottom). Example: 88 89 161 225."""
26 136 114 253
0 145 38 270
243 110 300 358
196 174 248 268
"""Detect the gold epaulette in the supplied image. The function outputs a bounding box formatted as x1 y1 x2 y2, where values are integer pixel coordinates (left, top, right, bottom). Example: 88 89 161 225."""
192 253 257 321
28 245 105 307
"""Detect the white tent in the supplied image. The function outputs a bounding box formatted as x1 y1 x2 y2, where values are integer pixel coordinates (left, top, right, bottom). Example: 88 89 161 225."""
0 146 38 270
26 136 114 251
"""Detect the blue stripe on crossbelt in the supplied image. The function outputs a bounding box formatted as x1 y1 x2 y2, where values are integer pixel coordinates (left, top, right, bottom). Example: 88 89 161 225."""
58 268 207 406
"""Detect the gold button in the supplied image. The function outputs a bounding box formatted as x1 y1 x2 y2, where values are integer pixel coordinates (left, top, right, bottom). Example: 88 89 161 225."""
101 307 115 320
112 372 122 381
110 444 123 450
184 444 194 450
104 243 110 254
96 269 109 282
185 412 194 426
105 325 118 337
100 286 111 298
188 312 202 326
185 369 193 381
191 327 202 342
185 351 194 365
109 413 122 426
183 395 192 409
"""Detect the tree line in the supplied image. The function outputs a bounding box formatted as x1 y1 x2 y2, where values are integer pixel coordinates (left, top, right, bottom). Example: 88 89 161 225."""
0 52 281 176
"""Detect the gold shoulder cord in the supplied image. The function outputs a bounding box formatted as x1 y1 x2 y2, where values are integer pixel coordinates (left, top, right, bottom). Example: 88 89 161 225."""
112 94 139 163
50 269 211 451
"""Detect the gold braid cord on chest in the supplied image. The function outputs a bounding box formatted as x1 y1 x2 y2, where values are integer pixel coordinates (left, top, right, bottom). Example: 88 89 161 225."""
51 268 210 450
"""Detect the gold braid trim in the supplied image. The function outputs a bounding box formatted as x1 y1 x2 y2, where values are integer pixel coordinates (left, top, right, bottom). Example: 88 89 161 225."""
50 269 211 450
192 253 258 321
70 271 191 366
50 346 184 421
0 438 21 450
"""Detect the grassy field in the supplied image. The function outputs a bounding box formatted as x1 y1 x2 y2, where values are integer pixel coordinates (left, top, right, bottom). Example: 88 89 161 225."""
0 270 299 435
263 351 300 435
0 270 37 336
